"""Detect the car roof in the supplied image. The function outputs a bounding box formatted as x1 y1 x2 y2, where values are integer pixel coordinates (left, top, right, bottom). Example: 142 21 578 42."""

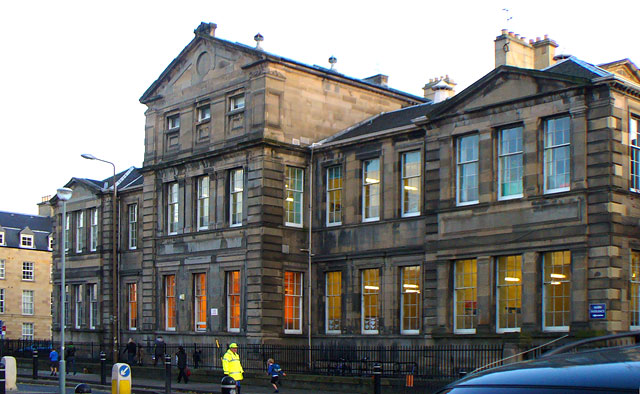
443 345 640 391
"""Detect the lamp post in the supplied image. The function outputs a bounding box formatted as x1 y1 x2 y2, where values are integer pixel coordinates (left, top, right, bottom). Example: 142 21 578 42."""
56 187 72 394
81 153 119 362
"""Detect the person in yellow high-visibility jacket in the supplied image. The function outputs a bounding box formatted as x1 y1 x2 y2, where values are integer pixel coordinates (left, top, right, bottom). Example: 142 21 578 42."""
222 343 244 393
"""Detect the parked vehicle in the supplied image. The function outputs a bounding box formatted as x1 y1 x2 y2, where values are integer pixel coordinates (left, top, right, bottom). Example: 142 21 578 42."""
435 332 640 393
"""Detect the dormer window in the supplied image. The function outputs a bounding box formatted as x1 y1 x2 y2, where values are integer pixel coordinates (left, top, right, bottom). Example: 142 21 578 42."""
167 114 180 130
198 105 211 122
229 95 245 111
20 235 34 249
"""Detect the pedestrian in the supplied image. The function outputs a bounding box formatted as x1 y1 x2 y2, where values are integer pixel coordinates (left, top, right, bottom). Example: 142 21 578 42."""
65 341 76 375
122 338 137 365
267 358 286 393
137 342 145 366
153 336 166 366
193 348 202 369
49 348 59 376
176 346 189 384
222 343 244 394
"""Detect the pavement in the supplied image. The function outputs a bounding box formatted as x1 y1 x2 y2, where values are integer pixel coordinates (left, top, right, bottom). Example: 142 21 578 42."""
17 368 355 394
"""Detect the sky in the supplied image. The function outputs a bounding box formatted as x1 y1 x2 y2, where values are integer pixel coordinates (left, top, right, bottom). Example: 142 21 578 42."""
1 0 639 215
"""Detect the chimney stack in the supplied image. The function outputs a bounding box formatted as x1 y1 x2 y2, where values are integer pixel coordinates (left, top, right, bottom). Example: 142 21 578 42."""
195 22 217 38
363 74 389 87
495 30 558 70
423 76 456 103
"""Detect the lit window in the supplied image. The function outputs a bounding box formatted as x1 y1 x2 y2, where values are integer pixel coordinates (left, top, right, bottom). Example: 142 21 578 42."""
229 95 245 111
167 114 180 130
284 271 303 334
198 105 211 122
0 289 5 313
496 255 522 333
631 251 640 329
325 271 342 334
543 250 571 331
22 322 34 340
75 211 84 252
362 159 380 222
227 271 240 332
401 151 421 217
498 126 523 200
165 275 176 331
194 273 207 332
167 182 179 234
75 284 84 328
454 259 477 334
22 261 34 281
0 259 5 279
128 203 137 249
197 176 210 230
285 166 304 227
128 283 137 330
362 268 380 334
65 215 71 251
544 116 571 193
401 266 421 334
230 169 243 227
89 284 98 329
20 234 34 249
457 134 479 205
630 116 640 192
90 208 98 251
22 289 34 315
326 166 342 226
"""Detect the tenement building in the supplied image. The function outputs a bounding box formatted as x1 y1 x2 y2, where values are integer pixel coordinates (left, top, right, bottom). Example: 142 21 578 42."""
51 25 640 349
0 210 52 340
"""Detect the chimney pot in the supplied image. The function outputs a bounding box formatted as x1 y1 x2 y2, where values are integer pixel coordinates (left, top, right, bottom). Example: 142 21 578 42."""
328 55 337 70
529 39 534 44
544 34 549 39
515 34 520 39
509 31 514 37
254 33 264 50
501 29 508 35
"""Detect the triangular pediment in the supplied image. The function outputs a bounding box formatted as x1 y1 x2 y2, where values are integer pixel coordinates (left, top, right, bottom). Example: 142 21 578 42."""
599 59 640 84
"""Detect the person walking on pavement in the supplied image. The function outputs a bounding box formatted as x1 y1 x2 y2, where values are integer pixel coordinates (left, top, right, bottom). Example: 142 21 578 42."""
176 346 189 384
222 343 244 394
267 358 286 393
137 341 146 366
122 338 137 365
153 336 166 366
193 348 202 369
65 341 77 375
49 348 59 376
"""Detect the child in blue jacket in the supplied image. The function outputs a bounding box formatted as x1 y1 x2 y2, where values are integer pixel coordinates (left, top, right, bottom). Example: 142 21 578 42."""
267 358 286 392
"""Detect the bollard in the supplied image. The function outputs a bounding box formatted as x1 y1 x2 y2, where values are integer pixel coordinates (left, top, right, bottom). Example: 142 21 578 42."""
373 363 382 394
75 383 92 393
164 354 171 394
0 361 5 394
32 349 38 380
100 351 106 385
111 363 131 394
220 375 237 394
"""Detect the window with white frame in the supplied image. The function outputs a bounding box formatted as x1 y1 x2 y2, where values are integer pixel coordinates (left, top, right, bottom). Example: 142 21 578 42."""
194 273 207 331
362 268 380 334
230 169 243 227
401 266 421 334
0 259 4 279
22 290 34 315
22 322 34 340
227 270 240 332
167 114 180 130
167 182 179 235
325 271 342 334
48 235 53 251
457 134 479 205
0 231 4 246
76 211 84 252
498 126 523 200
164 275 176 331
75 284 84 328
198 105 211 122
197 176 209 230
229 94 245 111
631 251 640 330
496 255 522 333
128 203 137 249
284 271 303 334
543 250 571 331
401 151 421 217
89 284 98 329
20 234 34 248
90 208 98 251
544 116 571 193
65 215 71 251
285 166 304 227
22 261 34 281
128 283 137 330
454 259 477 334
0 289 4 313
326 166 342 226
362 158 380 221
65 285 71 326
630 116 640 192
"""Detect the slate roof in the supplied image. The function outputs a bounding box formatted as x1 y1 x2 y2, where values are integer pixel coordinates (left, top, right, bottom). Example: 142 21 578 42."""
543 56 612 79
0 211 52 251
50 167 142 204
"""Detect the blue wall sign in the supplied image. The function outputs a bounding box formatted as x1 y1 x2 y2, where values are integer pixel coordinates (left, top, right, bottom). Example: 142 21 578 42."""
589 303 606 319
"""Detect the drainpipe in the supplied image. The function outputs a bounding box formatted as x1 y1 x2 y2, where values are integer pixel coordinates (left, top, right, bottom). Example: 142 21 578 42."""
307 142 321 368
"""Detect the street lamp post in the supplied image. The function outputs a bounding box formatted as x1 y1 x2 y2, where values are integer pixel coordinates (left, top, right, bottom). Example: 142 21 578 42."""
81 153 119 363
56 187 72 394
